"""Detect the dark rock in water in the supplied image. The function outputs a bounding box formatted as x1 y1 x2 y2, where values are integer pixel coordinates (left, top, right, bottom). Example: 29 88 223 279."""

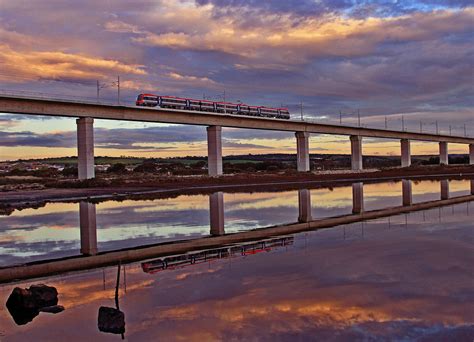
6 288 40 325
39 305 65 314
5 284 60 325
98 306 126 335
29 285 58 307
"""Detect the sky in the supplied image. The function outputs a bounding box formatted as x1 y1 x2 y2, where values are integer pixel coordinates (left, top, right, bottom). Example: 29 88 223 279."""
0 0 473 160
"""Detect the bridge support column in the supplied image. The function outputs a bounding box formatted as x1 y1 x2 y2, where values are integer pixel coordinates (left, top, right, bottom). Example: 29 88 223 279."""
402 179 413 206
207 126 223 176
298 189 312 223
352 182 364 214
77 117 95 180
209 192 224 236
401 139 411 167
470 144 474 165
295 132 310 172
439 142 448 165
440 180 450 200
79 201 98 256
350 135 363 171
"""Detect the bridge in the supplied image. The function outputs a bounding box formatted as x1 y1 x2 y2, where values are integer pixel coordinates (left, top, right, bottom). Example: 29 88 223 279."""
1 94 473 179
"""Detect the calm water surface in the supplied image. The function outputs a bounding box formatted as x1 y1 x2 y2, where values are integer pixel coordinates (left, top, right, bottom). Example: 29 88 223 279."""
0 179 472 266
0 178 473 340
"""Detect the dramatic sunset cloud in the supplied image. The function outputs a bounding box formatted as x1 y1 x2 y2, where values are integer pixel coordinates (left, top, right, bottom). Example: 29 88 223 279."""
0 0 472 159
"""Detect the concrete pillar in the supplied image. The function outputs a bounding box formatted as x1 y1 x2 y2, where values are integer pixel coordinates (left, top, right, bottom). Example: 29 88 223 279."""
402 179 413 206
79 201 98 256
350 135 363 171
76 117 95 180
209 192 225 236
352 182 364 214
207 126 223 176
295 132 310 172
470 144 474 165
298 189 312 223
401 139 411 167
439 142 448 165
440 180 449 200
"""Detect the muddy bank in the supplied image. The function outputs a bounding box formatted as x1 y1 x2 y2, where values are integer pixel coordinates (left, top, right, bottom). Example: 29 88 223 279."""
0 164 473 214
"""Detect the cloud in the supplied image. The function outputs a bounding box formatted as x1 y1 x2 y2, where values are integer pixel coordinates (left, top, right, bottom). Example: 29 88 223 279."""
166 72 218 87
0 43 146 84
129 7 474 64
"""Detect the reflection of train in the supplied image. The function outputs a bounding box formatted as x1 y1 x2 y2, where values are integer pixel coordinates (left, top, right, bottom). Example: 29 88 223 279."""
141 236 294 274
136 93 291 119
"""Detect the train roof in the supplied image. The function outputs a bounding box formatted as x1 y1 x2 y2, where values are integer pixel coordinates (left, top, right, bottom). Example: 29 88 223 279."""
160 95 188 100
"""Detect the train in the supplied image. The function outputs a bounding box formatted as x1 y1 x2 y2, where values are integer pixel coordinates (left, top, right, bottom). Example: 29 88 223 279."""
136 93 291 120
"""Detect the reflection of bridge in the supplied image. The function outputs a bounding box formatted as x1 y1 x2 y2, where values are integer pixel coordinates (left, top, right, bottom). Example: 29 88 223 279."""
1 180 473 283
1 95 473 178
141 236 294 274
77 179 474 256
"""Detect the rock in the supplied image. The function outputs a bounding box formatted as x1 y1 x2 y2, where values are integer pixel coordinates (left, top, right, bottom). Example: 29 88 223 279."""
29 284 58 307
98 306 125 335
5 284 60 325
39 305 65 314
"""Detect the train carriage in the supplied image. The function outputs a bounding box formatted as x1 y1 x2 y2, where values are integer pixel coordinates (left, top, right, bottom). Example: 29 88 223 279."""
259 107 280 118
200 99 216 112
278 108 290 119
248 106 260 116
160 96 187 109
215 102 238 114
135 94 159 107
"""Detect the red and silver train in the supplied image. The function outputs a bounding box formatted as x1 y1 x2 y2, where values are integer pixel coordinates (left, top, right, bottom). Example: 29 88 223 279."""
136 93 290 119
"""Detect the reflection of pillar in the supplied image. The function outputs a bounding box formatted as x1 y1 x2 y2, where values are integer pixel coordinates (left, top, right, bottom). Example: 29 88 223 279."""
471 179 474 195
77 117 95 180
207 126 223 176
350 135 363 170
298 189 312 223
295 132 310 172
470 144 474 165
80 201 98 256
352 182 364 214
209 192 225 236
402 179 413 206
401 139 411 167
439 142 448 165
440 180 450 200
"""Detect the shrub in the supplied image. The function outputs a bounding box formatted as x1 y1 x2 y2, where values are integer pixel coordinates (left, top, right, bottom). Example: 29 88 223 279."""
107 163 127 173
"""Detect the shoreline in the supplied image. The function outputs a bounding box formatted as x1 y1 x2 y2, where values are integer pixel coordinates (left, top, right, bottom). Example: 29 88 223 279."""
1 164 473 213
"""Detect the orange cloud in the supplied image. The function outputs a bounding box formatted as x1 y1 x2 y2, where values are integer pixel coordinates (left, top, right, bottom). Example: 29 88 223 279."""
0 43 146 84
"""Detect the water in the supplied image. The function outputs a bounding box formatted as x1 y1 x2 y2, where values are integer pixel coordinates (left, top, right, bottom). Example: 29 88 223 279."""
0 178 473 340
